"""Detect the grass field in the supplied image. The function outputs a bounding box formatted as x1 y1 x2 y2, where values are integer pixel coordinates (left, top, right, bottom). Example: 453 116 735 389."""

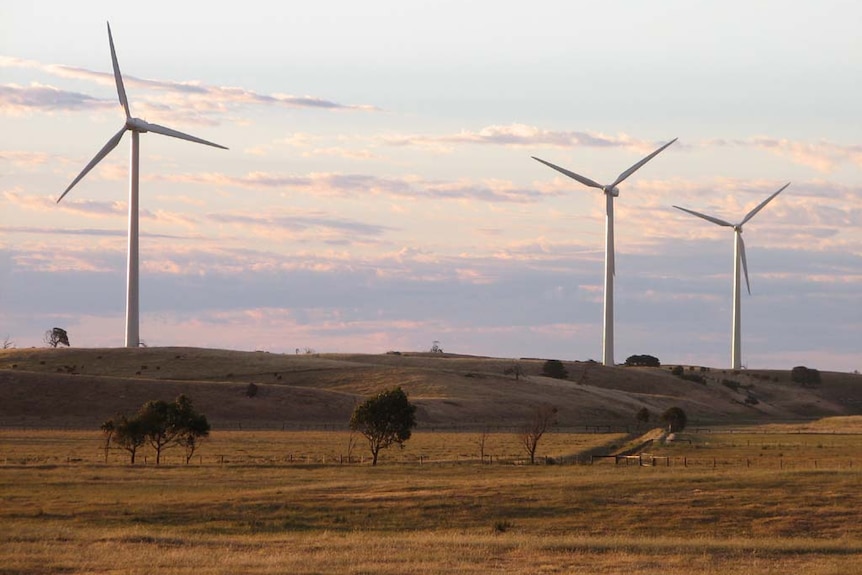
2 424 862 574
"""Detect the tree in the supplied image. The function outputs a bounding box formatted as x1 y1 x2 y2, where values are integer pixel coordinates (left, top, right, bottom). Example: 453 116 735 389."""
503 362 524 381
625 354 661 367
349 387 417 466
636 407 651 428
791 366 821 388
2 336 14 349
100 419 115 463
44 327 70 348
137 395 209 465
661 407 688 433
541 359 568 380
519 404 558 464
173 395 211 464
111 414 147 464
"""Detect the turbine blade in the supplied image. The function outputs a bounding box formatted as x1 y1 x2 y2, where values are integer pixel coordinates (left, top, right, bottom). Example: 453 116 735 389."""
739 233 751 295
531 156 603 190
140 121 229 149
741 182 790 225
57 127 127 202
673 205 734 227
611 137 677 188
107 22 130 119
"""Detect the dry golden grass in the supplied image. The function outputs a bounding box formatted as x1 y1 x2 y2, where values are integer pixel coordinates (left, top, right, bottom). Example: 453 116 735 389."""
3 346 860 430
2 427 862 574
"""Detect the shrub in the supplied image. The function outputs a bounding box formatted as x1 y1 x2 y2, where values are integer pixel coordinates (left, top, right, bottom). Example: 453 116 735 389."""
245 382 259 398
541 360 568 380
625 354 661 367
671 365 684 377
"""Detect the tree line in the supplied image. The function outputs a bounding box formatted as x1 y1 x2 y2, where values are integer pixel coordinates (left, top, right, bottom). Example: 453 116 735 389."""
101 395 210 464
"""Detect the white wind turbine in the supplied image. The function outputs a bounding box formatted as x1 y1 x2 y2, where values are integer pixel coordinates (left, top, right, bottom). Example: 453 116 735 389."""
57 22 227 348
532 138 677 366
673 183 790 369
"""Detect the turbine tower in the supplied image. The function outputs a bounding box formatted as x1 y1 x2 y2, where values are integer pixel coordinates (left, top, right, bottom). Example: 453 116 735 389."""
57 22 227 348
673 183 789 369
532 138 677 366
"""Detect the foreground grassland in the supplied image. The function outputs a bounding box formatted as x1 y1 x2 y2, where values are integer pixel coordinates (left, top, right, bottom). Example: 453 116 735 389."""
2 427 862 574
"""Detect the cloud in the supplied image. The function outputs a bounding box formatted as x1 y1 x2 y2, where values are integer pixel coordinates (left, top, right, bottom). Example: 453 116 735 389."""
707 137 862 172
0 83 114 115
154 171 557 203
378 123 667 153
0 56 378 123
207 211 392 238
0 150 54 168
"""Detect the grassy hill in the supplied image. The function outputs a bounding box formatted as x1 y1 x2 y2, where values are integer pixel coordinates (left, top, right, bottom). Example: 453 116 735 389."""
1 347 860 429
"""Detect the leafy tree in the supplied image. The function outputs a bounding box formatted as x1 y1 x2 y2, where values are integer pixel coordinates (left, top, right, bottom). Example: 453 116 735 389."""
661 407 688 433
349 387 417 466
791 366 821 388
104 395 209 465
44 327 70 348
173 395 211 464
519 404 558 464
137 395 210 465
111 414 147 464
636 407 651 427
625 354 661 367
541 359 568 380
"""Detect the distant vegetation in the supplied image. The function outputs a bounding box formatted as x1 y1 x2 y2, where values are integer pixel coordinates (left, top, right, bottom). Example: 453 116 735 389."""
541 359 569 380
792 366 822 388
625 354 661 367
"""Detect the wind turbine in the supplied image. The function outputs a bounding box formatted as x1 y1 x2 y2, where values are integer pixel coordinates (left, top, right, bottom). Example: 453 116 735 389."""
673 183 790 369
57 22 227 348
532 138 677 366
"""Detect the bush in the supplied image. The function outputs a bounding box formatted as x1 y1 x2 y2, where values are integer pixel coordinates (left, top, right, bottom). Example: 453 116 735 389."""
245 382 259 398
671 365 684 376
541 360 568 380
625 354 661 367
791 366 821 388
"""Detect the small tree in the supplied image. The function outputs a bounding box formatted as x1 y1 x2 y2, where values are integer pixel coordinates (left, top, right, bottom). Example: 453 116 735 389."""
173 395 211 464
636 407 651 428
541 359 568 380
100 419 115 463
112 414 146 464
349 387 417 466
661 407 688 433
2 336 14 349
503 362 524 381
44 327 70 348
519 404 558 464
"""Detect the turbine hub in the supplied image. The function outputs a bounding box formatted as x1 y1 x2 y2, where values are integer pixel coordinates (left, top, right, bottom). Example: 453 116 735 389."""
603 186 620 197
126 117 149 133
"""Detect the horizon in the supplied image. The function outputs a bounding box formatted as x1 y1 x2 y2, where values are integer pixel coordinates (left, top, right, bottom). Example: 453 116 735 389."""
1 1 860 372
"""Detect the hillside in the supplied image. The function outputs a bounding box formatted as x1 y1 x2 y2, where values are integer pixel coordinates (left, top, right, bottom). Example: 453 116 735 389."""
1 347 860 429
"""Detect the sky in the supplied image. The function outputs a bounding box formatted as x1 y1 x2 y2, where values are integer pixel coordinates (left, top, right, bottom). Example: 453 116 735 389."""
1 1 860 372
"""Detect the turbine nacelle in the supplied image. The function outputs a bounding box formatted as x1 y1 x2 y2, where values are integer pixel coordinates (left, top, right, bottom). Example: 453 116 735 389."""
126 117 150 133
603 186 620 197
